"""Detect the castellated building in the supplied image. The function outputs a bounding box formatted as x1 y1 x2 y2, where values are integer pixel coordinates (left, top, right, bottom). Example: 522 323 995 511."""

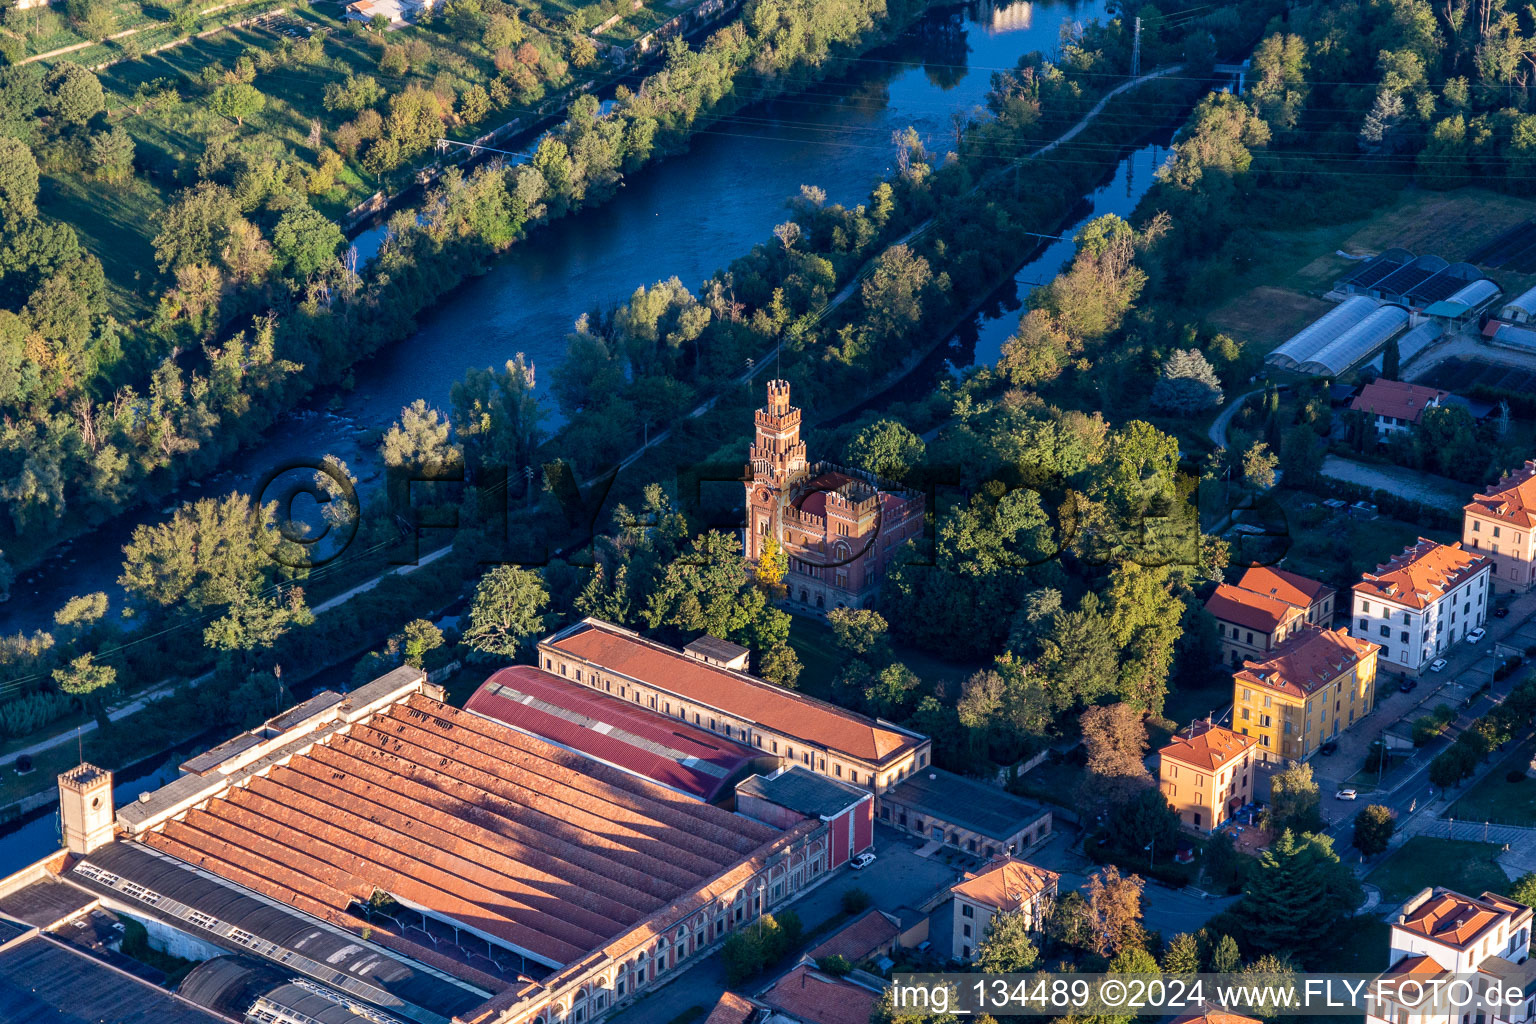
0 668 838 1024
744 380 924 612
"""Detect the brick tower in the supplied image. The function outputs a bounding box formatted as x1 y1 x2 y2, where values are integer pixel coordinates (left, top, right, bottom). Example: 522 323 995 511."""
745 380 807 562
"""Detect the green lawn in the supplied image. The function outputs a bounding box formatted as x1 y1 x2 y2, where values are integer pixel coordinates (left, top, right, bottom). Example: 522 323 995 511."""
1366 838 1512 904
1448 741 1536 826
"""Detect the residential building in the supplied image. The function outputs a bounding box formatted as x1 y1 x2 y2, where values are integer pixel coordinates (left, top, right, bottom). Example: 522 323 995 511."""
6 668 844 1024
344 0 440 23
1232 624 1380 762
1205 583 1307 667
1368 888 1536 1024
735 766 874 869
1353 538 1492 674
540 618 932 793
744 380 924 612
1350 379 1450 437
944 856 1059 961
1235 565 1336 626
1157 723 1257 830
879 767 1052 857
1464 460 1536 592
464 664 774 802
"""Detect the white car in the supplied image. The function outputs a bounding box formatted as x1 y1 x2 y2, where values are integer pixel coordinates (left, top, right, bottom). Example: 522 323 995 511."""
1335 788 1358 801
1429 658 1448 673
850 851 876 870
1467 628 1487 644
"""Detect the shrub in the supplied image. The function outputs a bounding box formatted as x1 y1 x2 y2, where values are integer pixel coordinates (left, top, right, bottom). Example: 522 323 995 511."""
840 888 872 915
1507 769 1526 784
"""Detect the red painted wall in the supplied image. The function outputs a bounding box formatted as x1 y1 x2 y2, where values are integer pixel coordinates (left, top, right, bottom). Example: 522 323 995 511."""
852 795 873 854
829 811 850 868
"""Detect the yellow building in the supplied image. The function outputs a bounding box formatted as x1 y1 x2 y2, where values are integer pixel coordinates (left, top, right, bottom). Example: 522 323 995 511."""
1157 724 1257 831
1232 624 1380 763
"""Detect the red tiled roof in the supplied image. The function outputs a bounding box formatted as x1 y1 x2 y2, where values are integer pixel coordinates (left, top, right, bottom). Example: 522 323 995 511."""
1234 624 1379 698
950 856 1058 912
1171 1013 1264 1024
1354 538 1491 610
1398 890 1530 949
759 965 879 1024
1350 379 1448 424
464 666 758 801
806 908 899 963
1235 566 1334 611
1159 724 1255 772
1204 583 1304 634
1466 461 1536 529
1384 953 1450 978
547 622 923 765
136 694 778 968
705 992 758 1024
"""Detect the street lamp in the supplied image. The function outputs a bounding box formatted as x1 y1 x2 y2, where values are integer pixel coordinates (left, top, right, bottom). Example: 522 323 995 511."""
1144 840 1155 870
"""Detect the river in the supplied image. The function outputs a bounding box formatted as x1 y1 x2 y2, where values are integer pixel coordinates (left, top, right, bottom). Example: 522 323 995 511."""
0 0 1192 870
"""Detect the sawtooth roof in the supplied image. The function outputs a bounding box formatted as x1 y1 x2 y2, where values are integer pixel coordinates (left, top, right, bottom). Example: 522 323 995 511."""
123 693 778 970
546 620 924 766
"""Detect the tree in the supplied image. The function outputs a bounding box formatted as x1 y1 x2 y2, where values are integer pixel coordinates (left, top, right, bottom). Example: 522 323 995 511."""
1380 337 1400 381
1107 788 1181 860
88 126 134 184
827 607 889 658
1268 760 1321 835
846 419 926 482
53 652 115 726
211 82 265 126
1082 703 1151 782
1210 933 1241 972
44 63 103 126
1239 829 1362 959
756 533 787 598
1242 441 1278 489
1352 804 1395 857
861 243 931 341
1085 866 1144 956
1509 872 1536 908
975 909 1040 973
1150 349 1224 413
0 137 37 220
382 399 462 476
463 566 549 658
273 205 343 278
1162 932 1200 974
399 618 444 667
569 35 597 67
1241 954 1300 1019
864 662 920 717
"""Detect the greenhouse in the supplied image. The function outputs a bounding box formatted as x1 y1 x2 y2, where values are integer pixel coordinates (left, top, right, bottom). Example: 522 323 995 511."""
1365 321 1442 373
1266 296 1379 369
1422 278 1500 326
1499 283 1536 323
1298 304 1410 376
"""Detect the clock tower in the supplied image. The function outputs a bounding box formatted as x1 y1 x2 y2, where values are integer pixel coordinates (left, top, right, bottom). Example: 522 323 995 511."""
745 380 807 562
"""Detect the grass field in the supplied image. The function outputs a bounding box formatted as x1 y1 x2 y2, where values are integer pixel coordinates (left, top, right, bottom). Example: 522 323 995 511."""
1366 837 1512 903
1204 188 1536 359
1448 740 1536 826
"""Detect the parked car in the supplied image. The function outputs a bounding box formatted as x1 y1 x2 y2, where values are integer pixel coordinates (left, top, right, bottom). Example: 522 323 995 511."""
1495 607 1511 619
1428 658 1448 673
850 851 877 870
1468 628 1487 644
1319 740 1338 755
1335 788 1358 801
1400 678 1419 692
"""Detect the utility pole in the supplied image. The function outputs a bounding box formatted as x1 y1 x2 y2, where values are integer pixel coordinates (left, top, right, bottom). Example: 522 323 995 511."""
1131 16 1141 78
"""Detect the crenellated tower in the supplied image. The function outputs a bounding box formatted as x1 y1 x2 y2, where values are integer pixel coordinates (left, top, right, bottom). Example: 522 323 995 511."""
745 381 807 561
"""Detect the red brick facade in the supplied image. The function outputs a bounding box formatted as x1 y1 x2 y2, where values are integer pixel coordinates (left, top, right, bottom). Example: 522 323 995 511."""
744 381 924 612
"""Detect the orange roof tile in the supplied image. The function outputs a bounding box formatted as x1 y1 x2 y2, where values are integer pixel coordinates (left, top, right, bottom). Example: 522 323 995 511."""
1398 891 1530 949
1234 624 1379 698
950 856 1059 912
1350 379 1448 425
1466 461 1536 529
546 621 923 766
758 965 879 1024
137 694 780 968
1159 724 1255 773
1354 539 1491 610
1205 584 1305 634
1235 566 1335 611
1385 953 1450 978
806 908 899 963
705 992 758 1024
1171 1012 1265 1024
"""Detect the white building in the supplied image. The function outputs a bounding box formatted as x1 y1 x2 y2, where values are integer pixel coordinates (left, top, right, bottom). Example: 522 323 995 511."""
1368 888 1536 1024
944 856 1058 962
1353 538 1491 675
